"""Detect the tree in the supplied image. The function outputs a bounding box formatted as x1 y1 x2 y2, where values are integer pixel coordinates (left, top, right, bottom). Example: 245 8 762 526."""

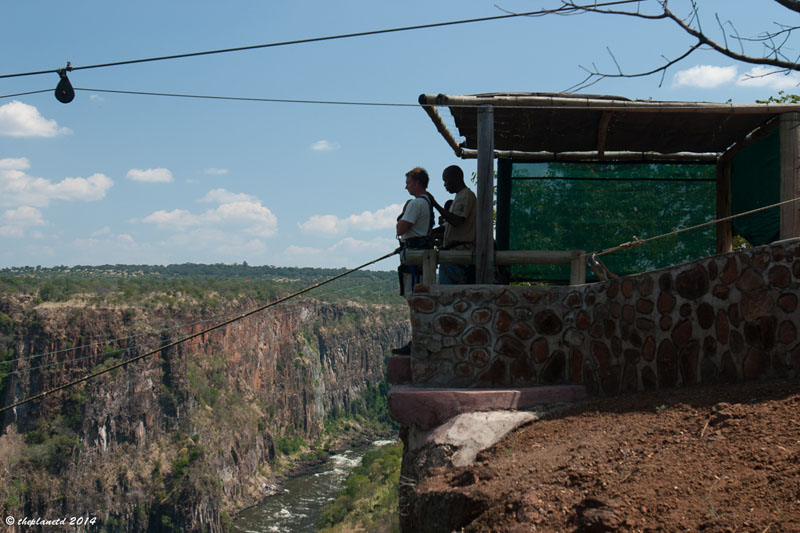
550 0 800 91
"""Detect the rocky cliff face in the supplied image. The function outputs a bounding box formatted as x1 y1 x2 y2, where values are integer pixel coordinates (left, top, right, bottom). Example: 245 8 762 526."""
0 295 408 531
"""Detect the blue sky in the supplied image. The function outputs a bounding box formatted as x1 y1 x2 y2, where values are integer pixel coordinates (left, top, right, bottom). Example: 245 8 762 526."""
1 0 797 270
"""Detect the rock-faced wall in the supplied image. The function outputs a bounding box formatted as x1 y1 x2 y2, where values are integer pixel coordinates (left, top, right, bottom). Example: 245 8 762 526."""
407 238 800 394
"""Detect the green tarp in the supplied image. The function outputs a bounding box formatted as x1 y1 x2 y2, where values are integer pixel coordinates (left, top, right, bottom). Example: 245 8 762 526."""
730 129 780 246
507 161 717 281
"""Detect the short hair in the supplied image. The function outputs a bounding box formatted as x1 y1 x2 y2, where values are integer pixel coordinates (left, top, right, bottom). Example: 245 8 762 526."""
406 167 429 188
443 165 464 183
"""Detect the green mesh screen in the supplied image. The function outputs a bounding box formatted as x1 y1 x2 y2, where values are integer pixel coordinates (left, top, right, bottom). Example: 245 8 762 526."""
509 162 716 281
730 129 780 246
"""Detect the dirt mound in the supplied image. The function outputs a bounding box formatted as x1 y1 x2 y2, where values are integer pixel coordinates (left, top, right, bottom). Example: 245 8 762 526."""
416 379 800 532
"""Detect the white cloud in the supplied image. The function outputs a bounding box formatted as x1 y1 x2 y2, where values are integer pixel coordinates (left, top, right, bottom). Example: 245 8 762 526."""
89 94 105 102
2 206 45 226
0 157 30 171
212 202 278 237
672 65 738 88
91 226 112 236
127 168 174 183
141 209 198 231
199 188 257 204
299 214 341 235
0 158 113 207
117 233 136 245
736 66 800 90
204 168 229 175
0 101 72 137
310 140 340 152
139 190 278 240
298 203 403 235
0 206 45 238
346 204 404 229
134 189 279 261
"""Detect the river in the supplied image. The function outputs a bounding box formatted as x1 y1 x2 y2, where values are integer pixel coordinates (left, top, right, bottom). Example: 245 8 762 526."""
232 439 396 532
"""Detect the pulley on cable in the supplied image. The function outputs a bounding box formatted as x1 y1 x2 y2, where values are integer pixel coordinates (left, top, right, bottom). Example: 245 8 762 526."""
55 62 74 103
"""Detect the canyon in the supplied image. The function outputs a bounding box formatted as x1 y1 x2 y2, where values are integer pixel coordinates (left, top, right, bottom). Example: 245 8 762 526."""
0 284 407 531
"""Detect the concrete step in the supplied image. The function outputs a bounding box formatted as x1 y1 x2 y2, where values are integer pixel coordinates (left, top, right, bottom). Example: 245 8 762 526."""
388 384 588 429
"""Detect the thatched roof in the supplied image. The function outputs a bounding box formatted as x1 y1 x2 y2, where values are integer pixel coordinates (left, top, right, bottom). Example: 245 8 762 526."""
418 92 800 162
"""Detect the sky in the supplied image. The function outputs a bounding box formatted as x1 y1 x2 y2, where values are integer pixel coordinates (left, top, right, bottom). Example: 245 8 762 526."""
1 0 798 271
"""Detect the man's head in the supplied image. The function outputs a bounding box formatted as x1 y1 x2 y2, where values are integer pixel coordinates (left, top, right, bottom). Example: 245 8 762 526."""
442 165 465 193
405 167 429 196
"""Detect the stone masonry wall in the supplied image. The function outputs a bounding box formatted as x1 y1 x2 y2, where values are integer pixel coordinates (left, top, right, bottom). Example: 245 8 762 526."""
407 238 800 394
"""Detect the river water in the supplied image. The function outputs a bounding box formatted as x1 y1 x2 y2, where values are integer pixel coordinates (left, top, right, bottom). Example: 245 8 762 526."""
232 439 396 533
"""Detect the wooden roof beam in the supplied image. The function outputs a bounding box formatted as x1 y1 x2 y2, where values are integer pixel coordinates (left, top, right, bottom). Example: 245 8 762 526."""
418 93 800 114
457 149 719 162
420 100 463 158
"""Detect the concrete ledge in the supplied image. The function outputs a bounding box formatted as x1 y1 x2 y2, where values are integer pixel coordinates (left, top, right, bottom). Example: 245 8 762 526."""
388 385 588 429
386 356 412 385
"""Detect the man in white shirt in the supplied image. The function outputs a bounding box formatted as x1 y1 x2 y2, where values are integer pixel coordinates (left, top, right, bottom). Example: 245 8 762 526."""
397 167 432 242
392 167 433 355
396 167 433 294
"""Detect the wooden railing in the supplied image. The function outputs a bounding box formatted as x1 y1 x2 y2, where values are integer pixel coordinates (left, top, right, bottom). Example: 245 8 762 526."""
404 249 587 286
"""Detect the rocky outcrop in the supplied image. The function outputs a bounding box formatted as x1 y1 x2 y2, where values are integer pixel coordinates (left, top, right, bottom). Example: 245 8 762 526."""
0 296 407 531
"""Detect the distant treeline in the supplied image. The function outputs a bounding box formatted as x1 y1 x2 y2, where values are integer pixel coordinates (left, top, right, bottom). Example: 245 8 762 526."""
0 263 400 306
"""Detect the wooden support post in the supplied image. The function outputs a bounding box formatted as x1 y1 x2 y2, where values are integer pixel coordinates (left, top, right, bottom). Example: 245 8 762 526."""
570 251 586 285
476 104 495 283
496 158 512 252
780 112 800 240
422 249 437 286
596 111 613 159
716 158 733 253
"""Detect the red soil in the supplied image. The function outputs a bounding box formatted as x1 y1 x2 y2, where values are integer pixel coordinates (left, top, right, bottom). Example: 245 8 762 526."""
417 379 800 532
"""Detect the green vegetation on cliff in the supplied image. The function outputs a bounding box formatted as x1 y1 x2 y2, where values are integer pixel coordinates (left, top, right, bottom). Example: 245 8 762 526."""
318 442 402 533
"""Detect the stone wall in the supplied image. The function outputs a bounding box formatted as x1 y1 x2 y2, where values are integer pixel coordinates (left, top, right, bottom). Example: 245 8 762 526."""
406 238 800 394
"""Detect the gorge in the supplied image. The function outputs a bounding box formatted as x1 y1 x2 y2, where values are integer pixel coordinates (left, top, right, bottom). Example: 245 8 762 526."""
0 265 407 531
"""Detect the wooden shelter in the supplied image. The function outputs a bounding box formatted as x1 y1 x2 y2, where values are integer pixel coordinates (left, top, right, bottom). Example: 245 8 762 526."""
418 92 800 283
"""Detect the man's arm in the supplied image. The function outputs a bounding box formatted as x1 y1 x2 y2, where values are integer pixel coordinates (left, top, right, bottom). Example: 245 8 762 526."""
437 209 466 227
396 220 412 236
429 191 466 227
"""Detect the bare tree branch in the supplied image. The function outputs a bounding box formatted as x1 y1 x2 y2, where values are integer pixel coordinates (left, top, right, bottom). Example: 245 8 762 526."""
554 0 800 92
659 2 800 71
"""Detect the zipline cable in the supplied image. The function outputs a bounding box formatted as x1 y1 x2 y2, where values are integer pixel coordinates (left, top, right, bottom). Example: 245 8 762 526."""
0 0 642 80
0 248 400 414
585 196 800 259
74 88 419 107
0 89 52 99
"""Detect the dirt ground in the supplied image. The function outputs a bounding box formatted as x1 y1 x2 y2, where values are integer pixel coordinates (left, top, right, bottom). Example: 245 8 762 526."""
418 379 800 532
